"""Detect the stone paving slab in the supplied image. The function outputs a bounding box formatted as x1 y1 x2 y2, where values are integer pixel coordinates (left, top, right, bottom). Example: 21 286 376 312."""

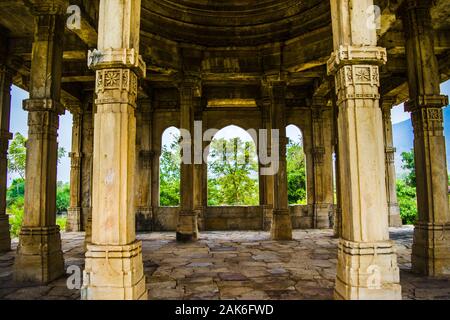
0 227 449 300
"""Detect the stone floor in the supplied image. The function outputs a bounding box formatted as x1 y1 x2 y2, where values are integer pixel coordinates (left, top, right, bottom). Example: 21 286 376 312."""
0 226 450 300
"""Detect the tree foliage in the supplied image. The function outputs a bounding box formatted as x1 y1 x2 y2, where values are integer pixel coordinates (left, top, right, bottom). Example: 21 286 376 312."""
401 149 416 188
7 132 66 179
158 134 308 207
286 139 307 204
159 134 181 206
207 138 259 206
7 133 27 179
397 149 418 225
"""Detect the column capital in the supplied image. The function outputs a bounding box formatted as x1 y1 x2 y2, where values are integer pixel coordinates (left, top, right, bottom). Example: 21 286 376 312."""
399 0 434 12
405 94 449 112
28 0 69 15
176 74 202 97
23 98 64 114
381 96 398 110
327 45 387 76
88 48 146 79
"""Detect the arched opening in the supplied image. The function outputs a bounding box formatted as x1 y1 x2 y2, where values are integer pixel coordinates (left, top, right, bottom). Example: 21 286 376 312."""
207 125 259 206
286 124 306 205
159 126 181 207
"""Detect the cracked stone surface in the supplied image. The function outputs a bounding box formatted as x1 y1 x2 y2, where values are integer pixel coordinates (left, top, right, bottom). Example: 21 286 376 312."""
0 226 449 300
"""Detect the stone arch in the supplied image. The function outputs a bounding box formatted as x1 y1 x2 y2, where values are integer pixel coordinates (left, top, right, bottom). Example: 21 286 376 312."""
206 125 260 207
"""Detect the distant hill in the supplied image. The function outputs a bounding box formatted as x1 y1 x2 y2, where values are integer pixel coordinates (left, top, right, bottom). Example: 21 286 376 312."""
392 107 450 177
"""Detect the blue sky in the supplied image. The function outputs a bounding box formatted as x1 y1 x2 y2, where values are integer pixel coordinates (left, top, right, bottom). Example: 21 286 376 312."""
9 86 73 185
9 80 450 185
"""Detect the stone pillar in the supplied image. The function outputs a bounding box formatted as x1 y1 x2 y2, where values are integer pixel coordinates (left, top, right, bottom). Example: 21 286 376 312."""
66 111 83 232
177 79 199 242
311 98 335 229
151 150 160 210
135 99 153 231
14 0 67 283
401 0 450 276
193 110 205 231
381 97 402 227
328 0 401 300
268 80 292 240
332 95 342 238
81 98 94 247
0 60 14 252
81 0 147 300
260 93 274 231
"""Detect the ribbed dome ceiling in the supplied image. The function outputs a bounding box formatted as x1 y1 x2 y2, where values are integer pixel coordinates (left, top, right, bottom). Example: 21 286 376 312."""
141 0 329 46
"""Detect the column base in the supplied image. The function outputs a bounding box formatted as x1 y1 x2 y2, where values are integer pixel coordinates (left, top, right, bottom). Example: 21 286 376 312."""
0 215 11 252
334 239 402 300
388 203 402 227
176 210 198 242
271 209 292 240
81 241 148 300
14 226 64 284
66 207 82 232
314 203 334 229
412 222 450 276
195 207 205 231
136 207 153 232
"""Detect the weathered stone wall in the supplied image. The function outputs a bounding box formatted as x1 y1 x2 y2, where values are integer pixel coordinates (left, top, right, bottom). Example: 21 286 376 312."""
150 205 316 231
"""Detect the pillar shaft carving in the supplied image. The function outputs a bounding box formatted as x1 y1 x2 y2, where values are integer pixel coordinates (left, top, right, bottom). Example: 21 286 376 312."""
177 79 200 242
81 0 147 300
381 98 402 227
0 63 14 252
311 99 334 229
328 0 401 300
401 0 450 276
67 111 83 232
14 0 66 283
135 99 154 232
265 80 292 240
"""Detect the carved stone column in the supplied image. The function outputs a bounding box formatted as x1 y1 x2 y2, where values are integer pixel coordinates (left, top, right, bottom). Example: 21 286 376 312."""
177 79 200 242
268 79 292 240
0 60 14 252
381 97 402 227
81 98 94 247
332 95 342 238
66 111 83 232
14 0 67 283
259 89 274 231
193 111 205 231
81 0 147 300
328 0 401 300
401 0 450 276
135 99 153 231
311 98 334 229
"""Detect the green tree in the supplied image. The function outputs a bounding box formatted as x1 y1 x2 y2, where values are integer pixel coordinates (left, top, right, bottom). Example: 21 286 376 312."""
397 149 418 224
56 182 70 214
208 137 259 206
7 133 27 179
401 149 416 188
159 135 181 206
286 140 307 204
7 132 66 179
6 178 25 207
